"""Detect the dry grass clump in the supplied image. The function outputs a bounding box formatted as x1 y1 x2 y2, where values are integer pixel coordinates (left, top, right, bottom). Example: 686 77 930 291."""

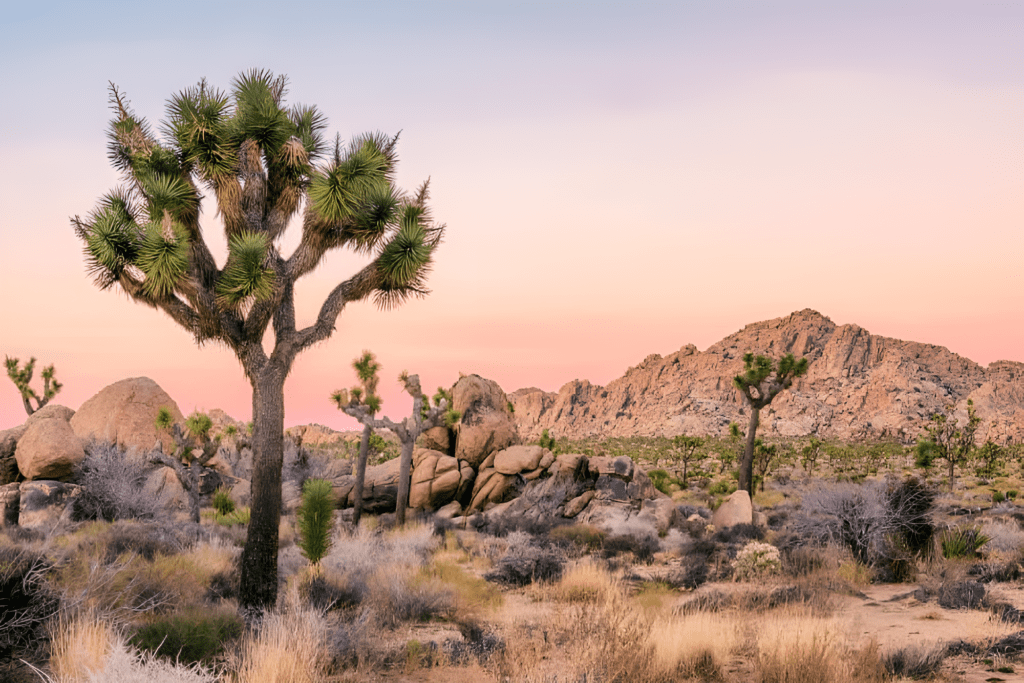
754 610 885 683
422 559 504 615
649 610 745 679
48 613 114 682
551 559 621 604
365 566 456 628
229 606 329 683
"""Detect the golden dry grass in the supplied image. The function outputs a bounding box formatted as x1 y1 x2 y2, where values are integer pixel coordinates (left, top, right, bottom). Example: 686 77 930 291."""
48 613 114 682
229 607 328 683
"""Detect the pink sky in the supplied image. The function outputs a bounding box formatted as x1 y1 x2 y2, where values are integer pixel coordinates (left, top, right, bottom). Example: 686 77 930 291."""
1 2 1021 431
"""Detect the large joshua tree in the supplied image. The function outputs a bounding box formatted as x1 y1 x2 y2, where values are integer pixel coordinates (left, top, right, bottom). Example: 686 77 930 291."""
732 353 808 495
72 70 443 614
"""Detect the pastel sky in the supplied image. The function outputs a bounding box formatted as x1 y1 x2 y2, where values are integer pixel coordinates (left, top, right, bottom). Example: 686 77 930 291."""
1 1 1021 431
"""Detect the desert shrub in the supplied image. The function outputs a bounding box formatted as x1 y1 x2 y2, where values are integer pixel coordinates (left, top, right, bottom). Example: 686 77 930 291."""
128 605 242 665
793 478 935 570
708 479 735 495
939 525 990 559
480 512 570 538
646 469 678 495
73 442 164 521
213 506 250 527
549 523 606 552
297 478 335 565
367 569 456 627
100 521 185 563
881 643 946 679
733 541 782 581
486 531 565 586
422 560 503 614
937 579 986 609
602 533 659 563
712 522 764 545
979 519 1024 554
0 542 55 658
211 488 234 516
299 572 364 611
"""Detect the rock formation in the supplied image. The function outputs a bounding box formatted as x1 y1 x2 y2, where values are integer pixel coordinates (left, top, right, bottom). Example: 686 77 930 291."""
510 309 1024 444
71 377 185 454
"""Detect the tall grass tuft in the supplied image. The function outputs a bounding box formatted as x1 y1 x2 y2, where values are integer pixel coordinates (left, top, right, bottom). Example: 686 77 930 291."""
230 608 329 683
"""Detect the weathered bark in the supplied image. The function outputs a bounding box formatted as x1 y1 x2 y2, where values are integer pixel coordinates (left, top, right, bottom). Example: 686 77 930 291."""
239 367 287 613
738 406 760 495
352 423 371 526
395 436 415 526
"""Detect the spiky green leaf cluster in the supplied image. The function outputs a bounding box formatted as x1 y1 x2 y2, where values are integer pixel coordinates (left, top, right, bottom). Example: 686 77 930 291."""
154 407 174 431
297 478 335 565
185 411 214 440
165 80 236 179
374 206 438 309
217 232 275 308
136 220 190 297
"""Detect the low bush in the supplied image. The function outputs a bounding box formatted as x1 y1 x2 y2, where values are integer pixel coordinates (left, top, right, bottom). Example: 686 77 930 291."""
0 542 55 658
367 570 456 627
211 488 234 516
548 523 606 552
936 579 986 609
485 531 565 586
73 442 164 522
733 541 782 581
602 533 659 563
128 606 243 665
213 506 250 527
712 522 764 545
299 572 364 611
881 643 946 679
230 608 329 683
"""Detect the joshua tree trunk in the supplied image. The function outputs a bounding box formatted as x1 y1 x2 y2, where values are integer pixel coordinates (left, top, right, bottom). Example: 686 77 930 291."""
738 406 760 495
239 368 287 614
395 437 416 526
352 423 371 526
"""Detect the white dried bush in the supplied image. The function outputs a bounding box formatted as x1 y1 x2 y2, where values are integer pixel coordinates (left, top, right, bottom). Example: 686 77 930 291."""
980 518 1024 554
732 541 782 581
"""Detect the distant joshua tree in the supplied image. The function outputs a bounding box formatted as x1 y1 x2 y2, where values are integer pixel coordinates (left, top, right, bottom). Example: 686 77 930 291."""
733 353 808 495
5 356 62 416
915 400 981 491
333 367 458 525
150 408 222 524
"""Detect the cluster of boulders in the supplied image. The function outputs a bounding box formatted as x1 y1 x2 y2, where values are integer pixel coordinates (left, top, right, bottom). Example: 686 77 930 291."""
0 372 757 539
0 377 192 530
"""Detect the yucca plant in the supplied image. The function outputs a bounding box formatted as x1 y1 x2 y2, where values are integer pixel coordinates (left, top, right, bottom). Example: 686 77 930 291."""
297 478 335 565
939 525 990 559
72 70 443 614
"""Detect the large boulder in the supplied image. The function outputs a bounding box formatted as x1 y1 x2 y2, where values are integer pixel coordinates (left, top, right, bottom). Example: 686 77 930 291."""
71 377 185 454
409 449 465 510
15 410 85 480
334 458 402 514
712 490 753 528
493 445 548 475
452 375 518 466
0 425 27 485
18 480 80 530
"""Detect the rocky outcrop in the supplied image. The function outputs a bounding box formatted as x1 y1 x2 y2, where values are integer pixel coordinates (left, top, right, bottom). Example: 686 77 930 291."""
71 377 185 454
0 482 19 527
511 309 1024 444
452 374 518 466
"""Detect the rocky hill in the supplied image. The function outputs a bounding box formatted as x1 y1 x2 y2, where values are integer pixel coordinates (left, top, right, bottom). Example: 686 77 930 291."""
510 309 1024 444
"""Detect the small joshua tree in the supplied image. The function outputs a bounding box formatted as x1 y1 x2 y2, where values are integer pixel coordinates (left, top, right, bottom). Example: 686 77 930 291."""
668 435 704 489
297 478 335 565
800 436 823 477
4 356 62 416
340 351 381 526
333 368 457 525
915 399 981 491
733 353 808 495
150 407 222 524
